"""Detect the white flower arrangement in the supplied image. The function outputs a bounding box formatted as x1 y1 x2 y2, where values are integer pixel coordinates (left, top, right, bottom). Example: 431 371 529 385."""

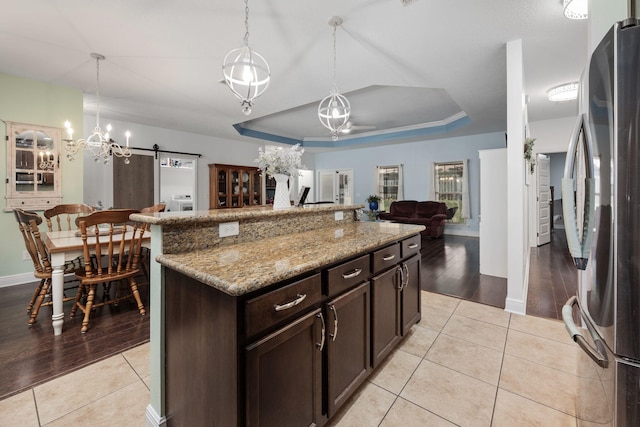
254 144 305 177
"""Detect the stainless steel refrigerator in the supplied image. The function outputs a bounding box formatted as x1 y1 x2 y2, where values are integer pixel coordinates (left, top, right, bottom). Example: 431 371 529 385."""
562 18 640 427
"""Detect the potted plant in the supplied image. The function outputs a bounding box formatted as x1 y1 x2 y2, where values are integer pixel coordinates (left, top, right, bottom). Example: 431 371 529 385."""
366 194 381 211
524 137 536 174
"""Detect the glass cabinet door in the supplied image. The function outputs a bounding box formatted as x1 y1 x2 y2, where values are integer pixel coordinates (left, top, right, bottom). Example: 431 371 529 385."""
6 122 62 211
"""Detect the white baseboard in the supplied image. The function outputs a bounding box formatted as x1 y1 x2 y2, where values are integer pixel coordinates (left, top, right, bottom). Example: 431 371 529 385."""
443 227 479 237
504 246 531 316
0 272 35 288
146 404 166 427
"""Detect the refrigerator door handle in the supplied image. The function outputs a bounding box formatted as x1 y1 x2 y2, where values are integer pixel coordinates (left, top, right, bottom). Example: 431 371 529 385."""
562 113 596 270
562 296 609 368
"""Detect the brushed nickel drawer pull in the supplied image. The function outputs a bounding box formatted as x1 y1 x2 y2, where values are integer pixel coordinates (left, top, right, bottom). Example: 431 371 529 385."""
383 254 396 261
342 268 362 279
408 243 418 249
274 293 307 312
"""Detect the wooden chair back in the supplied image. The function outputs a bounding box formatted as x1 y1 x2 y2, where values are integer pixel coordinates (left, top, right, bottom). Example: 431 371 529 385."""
75 209 145 281
13 208 51 279
44 203 95 232
141 203 166 213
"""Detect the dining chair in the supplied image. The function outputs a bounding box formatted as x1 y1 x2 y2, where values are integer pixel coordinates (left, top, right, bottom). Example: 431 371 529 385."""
13 208 78 325
141 203 166 213
70 209 147 333
44 203 96 232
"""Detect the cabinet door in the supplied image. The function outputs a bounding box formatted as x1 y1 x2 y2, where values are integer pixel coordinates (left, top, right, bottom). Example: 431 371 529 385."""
401 255 421 335
326 282 370 417
246 308 323 427
371 266 401 369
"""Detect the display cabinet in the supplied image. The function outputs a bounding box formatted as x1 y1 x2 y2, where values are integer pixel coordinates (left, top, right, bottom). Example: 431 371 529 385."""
209 163 262 209
5 121 63 211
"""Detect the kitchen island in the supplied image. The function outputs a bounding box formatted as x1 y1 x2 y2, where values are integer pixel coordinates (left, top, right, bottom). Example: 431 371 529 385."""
132 205 425 427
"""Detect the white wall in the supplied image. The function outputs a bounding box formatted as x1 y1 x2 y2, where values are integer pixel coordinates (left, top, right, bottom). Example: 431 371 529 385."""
81 116 316 210
528 116 577 154
313 132 505 236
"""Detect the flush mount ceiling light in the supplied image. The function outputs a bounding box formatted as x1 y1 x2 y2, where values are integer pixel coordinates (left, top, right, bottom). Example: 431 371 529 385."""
547 82 579 102
318 16 351 141
222 0 271 115
63 53 132 164
563 0 588 19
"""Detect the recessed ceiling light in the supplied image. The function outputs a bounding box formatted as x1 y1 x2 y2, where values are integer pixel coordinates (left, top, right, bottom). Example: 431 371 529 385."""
547 82 579 102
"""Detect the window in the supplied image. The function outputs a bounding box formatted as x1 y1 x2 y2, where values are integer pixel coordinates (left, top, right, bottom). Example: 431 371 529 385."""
434 161 465 224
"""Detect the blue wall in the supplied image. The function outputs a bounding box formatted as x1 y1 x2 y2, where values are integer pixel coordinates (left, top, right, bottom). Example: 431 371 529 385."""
313 131 505 234
549 152 566 200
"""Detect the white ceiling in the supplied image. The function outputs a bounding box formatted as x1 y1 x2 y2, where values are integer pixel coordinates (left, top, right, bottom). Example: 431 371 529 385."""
0 0 587 151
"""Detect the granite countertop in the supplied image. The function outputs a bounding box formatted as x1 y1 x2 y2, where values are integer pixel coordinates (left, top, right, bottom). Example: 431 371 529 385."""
131 204 365 226
157 221 425 296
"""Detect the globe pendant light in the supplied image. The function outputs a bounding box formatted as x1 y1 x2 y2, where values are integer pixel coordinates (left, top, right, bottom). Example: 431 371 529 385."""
222 0 270 115
318 16 351 141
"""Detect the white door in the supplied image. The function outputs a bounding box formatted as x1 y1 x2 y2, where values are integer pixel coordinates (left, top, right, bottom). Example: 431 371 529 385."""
537 154 551 246
317 169 353 204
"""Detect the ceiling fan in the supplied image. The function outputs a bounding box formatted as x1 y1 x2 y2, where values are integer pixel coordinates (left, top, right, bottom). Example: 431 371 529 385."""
340 121 376 134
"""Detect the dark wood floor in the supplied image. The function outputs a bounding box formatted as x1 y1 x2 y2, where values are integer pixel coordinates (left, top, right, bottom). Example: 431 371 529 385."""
0 278 150 400
0 230 575 401
420 228 577 320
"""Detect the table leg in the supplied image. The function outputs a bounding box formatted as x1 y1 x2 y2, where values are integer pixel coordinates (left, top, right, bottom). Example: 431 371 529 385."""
50 252 65 336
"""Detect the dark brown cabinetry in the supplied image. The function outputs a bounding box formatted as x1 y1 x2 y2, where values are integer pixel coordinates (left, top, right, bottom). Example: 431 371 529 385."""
209 163 262 209
164 234 420 427
371 237 421 368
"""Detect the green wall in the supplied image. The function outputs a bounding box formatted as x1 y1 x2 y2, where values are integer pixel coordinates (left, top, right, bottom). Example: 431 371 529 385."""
0 72 83 280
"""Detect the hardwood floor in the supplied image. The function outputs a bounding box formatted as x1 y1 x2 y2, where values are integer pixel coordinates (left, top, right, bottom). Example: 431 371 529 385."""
420 234 508 308
0 230 574 401
420 228 576 320
0 277 149 400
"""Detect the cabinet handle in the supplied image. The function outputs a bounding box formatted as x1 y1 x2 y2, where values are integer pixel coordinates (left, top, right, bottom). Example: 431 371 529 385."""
274 293 307 312
342 268 362 279
402 263 410 290
316 312 326 351
408 243 418 249
329 304 339 341
397 266 404 290
383 254 396 261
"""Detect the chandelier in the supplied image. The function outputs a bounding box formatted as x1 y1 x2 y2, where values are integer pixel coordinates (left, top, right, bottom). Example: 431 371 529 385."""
222 0 270 115
563 0 588 20
38 151 55 171
318 16 351 141
63 53 132 164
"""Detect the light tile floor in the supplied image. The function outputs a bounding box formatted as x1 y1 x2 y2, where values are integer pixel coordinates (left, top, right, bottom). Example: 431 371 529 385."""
0 292 580 427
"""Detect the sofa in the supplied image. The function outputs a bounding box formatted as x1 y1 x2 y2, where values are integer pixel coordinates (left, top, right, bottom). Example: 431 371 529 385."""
378 200 448 238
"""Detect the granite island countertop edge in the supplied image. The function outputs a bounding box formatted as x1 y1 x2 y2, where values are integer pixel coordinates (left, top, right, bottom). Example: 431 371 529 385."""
156 222 425 296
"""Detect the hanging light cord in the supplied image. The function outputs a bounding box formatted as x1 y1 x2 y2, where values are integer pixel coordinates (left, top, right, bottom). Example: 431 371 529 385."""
94 56 101 130
332 24 337 90
243 0 250 46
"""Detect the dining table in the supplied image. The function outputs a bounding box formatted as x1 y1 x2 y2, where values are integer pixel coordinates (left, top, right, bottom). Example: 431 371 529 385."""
42 228 150 335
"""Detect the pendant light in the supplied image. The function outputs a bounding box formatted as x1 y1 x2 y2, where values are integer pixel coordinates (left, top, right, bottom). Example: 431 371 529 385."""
563 0 588 20
222 0 271 115
318 16 351 141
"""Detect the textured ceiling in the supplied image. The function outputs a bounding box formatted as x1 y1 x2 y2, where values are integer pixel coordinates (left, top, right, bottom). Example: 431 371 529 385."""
0 0 587 151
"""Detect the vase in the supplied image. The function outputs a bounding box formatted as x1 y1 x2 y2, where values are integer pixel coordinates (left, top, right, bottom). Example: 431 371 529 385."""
368 201 379 211
272 173 291 210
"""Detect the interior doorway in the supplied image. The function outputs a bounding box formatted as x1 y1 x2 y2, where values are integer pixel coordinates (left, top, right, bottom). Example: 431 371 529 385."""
536 154 551 246
159 155 197 212
317 169 353 204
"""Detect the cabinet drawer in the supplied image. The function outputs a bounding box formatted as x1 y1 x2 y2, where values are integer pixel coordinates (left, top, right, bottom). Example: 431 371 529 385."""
326 254 370 297
371 243 401 274
401 234 421 259
245 273 321 337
